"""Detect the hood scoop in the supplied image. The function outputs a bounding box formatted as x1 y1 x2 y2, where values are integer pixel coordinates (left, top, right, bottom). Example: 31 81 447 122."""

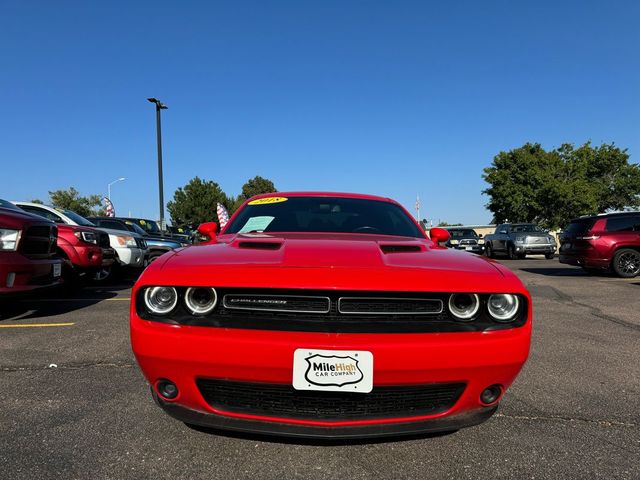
380 244 425 254
237 241 283 250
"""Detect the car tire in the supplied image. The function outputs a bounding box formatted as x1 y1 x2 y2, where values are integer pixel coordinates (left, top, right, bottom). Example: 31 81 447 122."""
94 266 113 282
545 253 555 260
485 244 493 258
612 248 640 278
507 244 517 260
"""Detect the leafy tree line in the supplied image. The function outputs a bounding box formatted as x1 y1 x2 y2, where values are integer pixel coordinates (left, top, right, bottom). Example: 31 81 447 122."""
32 187 106 217
167 175 276 226
483 142 640 230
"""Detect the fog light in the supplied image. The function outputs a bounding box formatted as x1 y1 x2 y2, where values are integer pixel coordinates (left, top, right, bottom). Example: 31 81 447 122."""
480 385 502 405
157 379 179 400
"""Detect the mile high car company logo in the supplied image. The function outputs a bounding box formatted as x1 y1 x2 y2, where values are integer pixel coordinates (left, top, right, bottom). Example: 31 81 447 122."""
304 354 363 387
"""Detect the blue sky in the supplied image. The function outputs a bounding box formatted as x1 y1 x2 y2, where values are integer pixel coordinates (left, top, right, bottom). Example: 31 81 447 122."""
2 1 639 225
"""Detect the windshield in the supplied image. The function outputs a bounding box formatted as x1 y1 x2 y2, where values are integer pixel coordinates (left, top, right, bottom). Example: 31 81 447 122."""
511 224 544 233
0 199 22 211
61 209 95 226
448 229 478 238
127 222 147 236
135 219 161 233
225 196 424 238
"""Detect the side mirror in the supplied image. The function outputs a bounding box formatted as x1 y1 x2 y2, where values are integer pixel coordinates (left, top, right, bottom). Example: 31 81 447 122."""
478 233 483 238
429 227 450 246
196 222 219 244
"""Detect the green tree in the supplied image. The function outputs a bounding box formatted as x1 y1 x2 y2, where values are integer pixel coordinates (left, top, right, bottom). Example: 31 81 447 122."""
231 176 277 213
48 187 105 217
483 142 640 229
167 176 229 226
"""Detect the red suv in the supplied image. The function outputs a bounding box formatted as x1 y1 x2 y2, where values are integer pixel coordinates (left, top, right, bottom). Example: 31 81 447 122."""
1 200 63 296
559 212 640 277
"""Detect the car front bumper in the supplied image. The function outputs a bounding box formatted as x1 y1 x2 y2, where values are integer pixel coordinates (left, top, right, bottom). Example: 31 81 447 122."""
515 244 556 255
454 245 485 254
0 252 63 294
114 247 146 268
131 316 531 438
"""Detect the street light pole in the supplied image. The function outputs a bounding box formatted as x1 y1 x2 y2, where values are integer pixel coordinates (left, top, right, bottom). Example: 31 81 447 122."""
107 177 126 200
147 97 168 230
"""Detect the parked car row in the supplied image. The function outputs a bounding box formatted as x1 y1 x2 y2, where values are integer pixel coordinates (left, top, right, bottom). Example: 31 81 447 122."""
442 211 640 278
1 199 193 299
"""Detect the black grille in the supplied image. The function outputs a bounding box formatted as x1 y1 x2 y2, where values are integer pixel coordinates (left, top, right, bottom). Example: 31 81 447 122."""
135 237 147 249
98 231 110 248
338 297 442 315
223 294 330 313
136 288 528 333
21 225 57 257
196 379 465 421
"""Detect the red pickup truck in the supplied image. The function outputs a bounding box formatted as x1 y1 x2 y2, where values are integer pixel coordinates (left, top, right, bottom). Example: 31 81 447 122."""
0 200 63 296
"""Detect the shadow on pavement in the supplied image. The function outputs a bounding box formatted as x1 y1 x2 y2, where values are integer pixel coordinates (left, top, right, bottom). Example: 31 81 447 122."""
0 279 133 322
520 267 608 277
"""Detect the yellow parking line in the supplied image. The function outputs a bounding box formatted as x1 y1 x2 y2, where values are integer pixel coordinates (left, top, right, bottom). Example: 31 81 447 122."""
0 322 75 328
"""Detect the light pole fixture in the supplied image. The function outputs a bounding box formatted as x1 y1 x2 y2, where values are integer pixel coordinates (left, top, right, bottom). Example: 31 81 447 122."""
107 177 126 200
147 97 168 230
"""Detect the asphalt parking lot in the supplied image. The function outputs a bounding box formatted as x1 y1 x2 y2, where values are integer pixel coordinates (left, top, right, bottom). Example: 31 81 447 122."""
1 258 638 480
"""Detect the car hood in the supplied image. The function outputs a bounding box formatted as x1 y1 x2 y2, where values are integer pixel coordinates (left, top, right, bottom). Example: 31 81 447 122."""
142 233 520 293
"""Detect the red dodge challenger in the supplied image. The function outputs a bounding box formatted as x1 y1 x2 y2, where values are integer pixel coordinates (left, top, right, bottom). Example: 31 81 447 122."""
130 192 531 438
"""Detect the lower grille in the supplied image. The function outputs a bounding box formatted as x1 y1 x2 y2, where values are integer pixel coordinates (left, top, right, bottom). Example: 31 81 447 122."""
196 379 465 421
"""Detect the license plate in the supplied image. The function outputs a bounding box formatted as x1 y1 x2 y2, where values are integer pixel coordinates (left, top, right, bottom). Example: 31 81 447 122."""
293 349 373 393
465 246 473 251
53 263 62 278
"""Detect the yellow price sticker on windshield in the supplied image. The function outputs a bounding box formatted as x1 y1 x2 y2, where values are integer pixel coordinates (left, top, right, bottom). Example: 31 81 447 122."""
248 197 288 206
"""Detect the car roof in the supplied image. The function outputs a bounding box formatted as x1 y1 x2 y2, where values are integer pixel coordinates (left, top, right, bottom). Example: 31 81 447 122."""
246 191 398 204
569 211 640 223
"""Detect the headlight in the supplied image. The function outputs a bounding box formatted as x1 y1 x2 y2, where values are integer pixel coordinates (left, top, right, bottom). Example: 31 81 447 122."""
144 287 178 315
515 236 525 243
487 294 520 322
450 239 459 245
0 229 21 251
75 231 97 244
116 235 136 247
184 287 217 315
477 239 485 245
448 293 480 321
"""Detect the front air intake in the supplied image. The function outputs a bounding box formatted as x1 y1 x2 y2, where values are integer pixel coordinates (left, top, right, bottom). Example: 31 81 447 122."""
237 241 282 250
380 244 423 253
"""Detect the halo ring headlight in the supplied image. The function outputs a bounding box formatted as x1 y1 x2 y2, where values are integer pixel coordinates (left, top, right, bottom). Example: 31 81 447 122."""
185 287 218 315
487 294 520 322
144 286 178 315
448 293 480 321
